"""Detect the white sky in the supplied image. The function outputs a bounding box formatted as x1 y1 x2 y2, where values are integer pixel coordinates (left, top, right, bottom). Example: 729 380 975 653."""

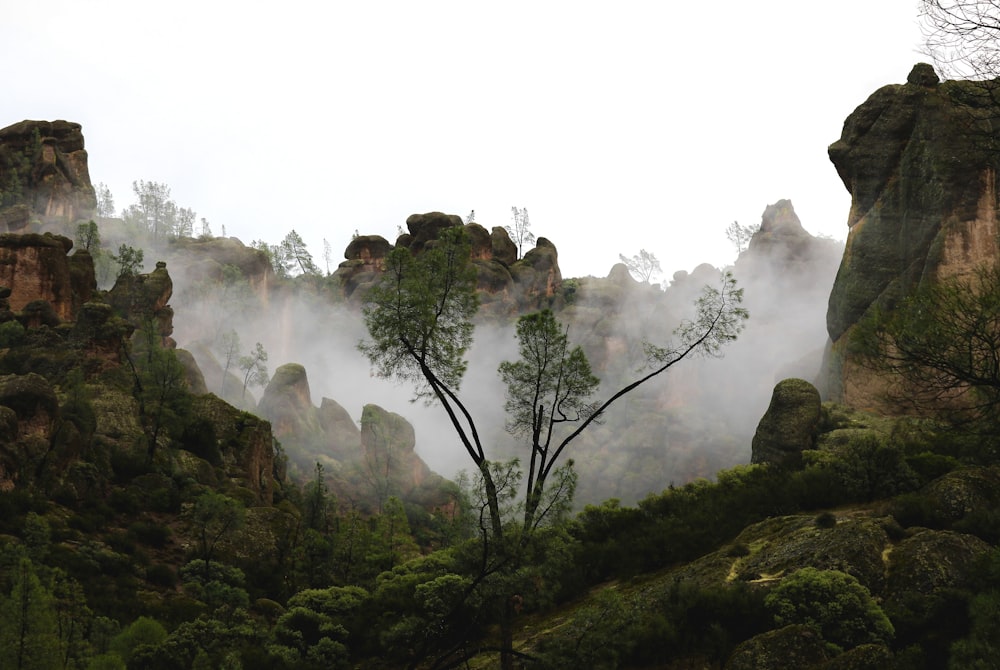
1 1 926 279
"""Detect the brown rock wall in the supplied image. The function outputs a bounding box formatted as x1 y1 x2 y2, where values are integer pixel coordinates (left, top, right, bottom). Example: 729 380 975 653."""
0 233 76 320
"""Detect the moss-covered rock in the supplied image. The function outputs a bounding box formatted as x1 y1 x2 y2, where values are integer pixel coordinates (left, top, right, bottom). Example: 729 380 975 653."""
190 394 276 503
752 379 822 467
884 528 991 607
822 643 893 669
724 624 831 669
0 371 58 428
919 466 1000 522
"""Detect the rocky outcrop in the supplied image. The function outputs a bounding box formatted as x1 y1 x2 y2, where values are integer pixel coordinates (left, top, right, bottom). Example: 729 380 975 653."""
0 233 79 321
331 212 561 314
257 363 322 447
826 64 1000 407
359 403 436 498
0 120 96 227
163 236 274 298
0 372 58 439
751 379 822 467
188 394 277 503
107 261 175 347
257 362 454 511
739 200 842 275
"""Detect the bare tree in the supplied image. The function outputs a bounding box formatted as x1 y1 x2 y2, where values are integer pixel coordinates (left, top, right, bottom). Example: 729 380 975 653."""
725 221 759 256
618 249 662 283
506 206 535 259
921 0 1000 80
239 342 269 402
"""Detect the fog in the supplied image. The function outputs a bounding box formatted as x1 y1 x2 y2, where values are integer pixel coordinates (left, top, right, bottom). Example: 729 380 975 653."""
168 202 842 506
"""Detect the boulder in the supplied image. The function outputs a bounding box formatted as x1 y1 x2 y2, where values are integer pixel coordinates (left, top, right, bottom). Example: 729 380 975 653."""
751 379 821 467
490 226 517 265
725 624 830 669
344 234 392 266
465 223 493 261
318 397 359 460
884 528 992 608
511 236 561 306
405 211 463 253
920 466 1000 522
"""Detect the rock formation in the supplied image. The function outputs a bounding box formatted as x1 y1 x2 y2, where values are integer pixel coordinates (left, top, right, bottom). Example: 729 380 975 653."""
107 261 175 347
751 378 822 467
0 232 86 321
826 63 1000 408
163 236 274 300
0 120 96 228
332 212 562 315
257 362 453 511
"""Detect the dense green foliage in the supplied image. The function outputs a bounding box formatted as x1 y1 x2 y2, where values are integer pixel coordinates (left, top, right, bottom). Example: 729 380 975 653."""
765 567 894 650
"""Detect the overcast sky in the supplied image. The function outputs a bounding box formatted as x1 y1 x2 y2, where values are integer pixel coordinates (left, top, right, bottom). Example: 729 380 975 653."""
2 1 926 279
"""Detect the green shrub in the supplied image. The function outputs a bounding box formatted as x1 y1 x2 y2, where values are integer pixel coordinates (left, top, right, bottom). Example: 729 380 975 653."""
146 563 177 588
815 511 838 528
128 521 172 548
726 542 751 557
891 492 950 529
765 568 894 650
0 319 25 347
906 452 960 484
109 616 167 664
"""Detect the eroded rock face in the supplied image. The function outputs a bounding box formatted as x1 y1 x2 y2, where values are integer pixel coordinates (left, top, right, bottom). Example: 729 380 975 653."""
164 236 274 299
0 120 97 227
258 363 320 445
826 64 1000 407
0 372 58 437
359 403 433 496
0 233 77 321
751 379 822 467
190 394 276 503
107 261 175 347
257 363 453 511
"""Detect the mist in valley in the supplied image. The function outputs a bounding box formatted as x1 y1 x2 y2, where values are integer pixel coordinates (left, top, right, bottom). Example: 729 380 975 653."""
166 201 842 507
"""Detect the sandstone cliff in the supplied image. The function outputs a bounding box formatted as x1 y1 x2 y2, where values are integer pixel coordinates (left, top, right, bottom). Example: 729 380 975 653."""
0 232 90 321
826 63 1000 408
0 120 96 228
